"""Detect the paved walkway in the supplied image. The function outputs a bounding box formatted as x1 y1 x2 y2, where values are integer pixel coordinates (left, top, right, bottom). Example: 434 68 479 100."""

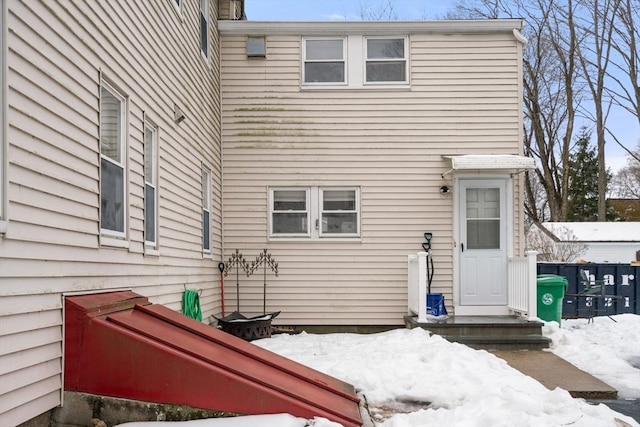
493 350 640 423
492 350 617 399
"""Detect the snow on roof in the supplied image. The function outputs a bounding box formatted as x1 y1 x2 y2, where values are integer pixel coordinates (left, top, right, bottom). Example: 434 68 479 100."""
541 222 640 242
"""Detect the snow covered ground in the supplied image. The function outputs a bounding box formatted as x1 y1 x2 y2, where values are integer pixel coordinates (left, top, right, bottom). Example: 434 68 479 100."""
117 314 640 427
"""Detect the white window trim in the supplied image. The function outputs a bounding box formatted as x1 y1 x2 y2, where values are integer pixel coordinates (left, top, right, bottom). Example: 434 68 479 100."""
202 166 212 254
301 35 410 90
302 37 347 86
0 3 6 234
143 119 159 251
269 186 361 240
173 0 182 14
269 187 311 238
200 0 209 60
99 79 128 242
319 187 360 238
363 36 409 85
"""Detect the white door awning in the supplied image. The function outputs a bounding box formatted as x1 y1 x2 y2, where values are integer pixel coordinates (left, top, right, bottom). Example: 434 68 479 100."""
442 154 535 176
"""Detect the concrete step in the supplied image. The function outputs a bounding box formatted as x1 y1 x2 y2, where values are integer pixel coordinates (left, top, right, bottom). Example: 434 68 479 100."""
446 334 551 351
404 315 549 351
492 350 618 399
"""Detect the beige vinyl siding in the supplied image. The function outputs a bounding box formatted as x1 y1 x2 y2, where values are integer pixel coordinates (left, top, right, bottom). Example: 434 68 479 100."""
221 30 523 325
0 1 222 425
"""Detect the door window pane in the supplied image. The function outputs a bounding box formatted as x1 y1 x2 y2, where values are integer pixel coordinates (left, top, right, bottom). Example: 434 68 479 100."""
466 188 500 249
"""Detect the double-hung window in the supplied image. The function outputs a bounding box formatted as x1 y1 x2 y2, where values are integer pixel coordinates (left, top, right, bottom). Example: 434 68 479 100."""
200 0 209 58
271 188 310 236
202 167 211 252
365 37 408 83
320 189 359 236
100 81 127 238
270 187 360 239
303 38 346 84
144 121 158 249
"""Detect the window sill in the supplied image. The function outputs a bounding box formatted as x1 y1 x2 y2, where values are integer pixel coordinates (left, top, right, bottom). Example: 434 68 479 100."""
100 235 130 249
301 84 410 91
145 247 160 257
268 236 362 243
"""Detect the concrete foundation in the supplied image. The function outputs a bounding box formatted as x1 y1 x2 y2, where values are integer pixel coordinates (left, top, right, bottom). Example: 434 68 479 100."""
50 392 236 427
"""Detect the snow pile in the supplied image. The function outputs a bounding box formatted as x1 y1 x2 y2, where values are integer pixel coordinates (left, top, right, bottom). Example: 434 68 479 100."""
543 314 640 399
116 314 640 427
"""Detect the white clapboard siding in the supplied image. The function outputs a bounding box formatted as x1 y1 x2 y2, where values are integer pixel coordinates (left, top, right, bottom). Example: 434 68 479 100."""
220 23 525 325
0 1 223 424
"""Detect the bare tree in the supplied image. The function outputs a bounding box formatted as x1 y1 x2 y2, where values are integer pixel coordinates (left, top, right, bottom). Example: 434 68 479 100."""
572 0 623 221
359 0 399 20
451 0 639 224
526 224 588 262
453 0 581 221
607 0 640 123
610 142 640 198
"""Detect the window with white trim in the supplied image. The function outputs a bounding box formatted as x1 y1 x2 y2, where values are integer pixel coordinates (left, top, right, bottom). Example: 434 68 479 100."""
270 187 360 239
303 38 346 84
100 81 127 238
144 120 158 248
202 167 211 252
271 188 310 236
320 188 359 236
301 35 409 88
200 0 209 58
365 37 408 83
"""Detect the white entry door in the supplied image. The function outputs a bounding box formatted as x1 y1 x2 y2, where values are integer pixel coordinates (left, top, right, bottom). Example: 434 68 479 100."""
459 179 507 305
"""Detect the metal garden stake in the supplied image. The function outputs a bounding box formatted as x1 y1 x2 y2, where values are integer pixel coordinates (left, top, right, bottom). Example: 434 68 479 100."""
223 249 249 312
248 249 279 315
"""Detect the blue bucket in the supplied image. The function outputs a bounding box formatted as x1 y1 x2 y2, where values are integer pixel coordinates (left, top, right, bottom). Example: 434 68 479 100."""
427 293 447 316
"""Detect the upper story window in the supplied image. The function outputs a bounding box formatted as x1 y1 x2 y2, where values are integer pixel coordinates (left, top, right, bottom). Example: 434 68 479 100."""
365 37 408 83
301 35 408 88
303 38 346 84
100 81 127 239
269 187 360 239
200 0 209 58
144 120 158 249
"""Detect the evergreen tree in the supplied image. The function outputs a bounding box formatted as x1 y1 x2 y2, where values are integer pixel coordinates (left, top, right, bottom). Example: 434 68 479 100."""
567 128 601 221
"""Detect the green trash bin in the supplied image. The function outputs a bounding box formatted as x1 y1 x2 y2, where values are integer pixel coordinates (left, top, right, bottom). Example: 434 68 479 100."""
536 274 568 323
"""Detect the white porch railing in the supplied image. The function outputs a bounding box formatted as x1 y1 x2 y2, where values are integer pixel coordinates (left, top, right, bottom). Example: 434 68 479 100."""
408 250 538 322
507 250 538 319
407 252 428 323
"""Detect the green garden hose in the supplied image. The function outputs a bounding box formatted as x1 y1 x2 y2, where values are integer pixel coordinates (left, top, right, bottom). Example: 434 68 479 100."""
182 289 202 321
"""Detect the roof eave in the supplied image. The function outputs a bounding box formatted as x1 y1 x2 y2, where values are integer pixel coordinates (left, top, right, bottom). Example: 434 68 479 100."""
218 19 526 36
